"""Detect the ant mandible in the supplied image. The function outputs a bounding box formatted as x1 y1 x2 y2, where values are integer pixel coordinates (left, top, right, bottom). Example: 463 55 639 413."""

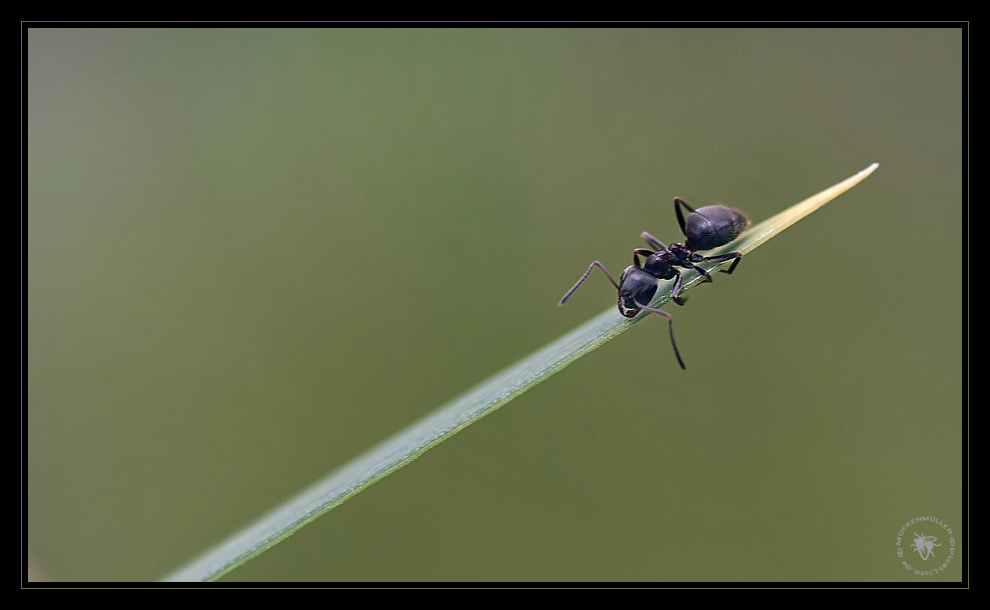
559 197 749 370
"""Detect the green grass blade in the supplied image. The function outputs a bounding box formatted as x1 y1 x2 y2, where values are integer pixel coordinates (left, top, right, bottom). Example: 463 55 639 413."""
162 163 878 582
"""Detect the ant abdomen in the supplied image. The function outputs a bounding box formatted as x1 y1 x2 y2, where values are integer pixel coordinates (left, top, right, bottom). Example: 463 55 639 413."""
676 199 749 252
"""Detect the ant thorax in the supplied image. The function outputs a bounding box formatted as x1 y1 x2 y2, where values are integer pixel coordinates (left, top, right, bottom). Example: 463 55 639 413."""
641 249 682 280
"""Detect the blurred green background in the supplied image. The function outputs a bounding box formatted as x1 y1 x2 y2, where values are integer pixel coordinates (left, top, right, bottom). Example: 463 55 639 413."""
27 28 963 582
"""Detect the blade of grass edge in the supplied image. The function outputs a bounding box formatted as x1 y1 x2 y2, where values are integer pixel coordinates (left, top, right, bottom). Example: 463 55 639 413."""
162 162 878 582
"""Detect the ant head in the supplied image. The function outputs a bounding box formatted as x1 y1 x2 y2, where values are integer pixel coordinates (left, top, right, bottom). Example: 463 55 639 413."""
617 265 658 317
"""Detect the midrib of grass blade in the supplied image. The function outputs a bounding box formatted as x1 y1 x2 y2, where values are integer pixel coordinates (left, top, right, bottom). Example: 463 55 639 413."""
162 162 878 582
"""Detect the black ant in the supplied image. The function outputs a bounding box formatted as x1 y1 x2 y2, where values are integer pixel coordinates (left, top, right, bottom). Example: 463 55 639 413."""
559 197 749 369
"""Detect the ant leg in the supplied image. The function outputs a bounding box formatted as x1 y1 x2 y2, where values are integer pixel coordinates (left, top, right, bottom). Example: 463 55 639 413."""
559 261 620 305
673 197 697 235
680 259 715 284
669 269 687 306
634 300 686 370
641 231 668 251
701 251 743 274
